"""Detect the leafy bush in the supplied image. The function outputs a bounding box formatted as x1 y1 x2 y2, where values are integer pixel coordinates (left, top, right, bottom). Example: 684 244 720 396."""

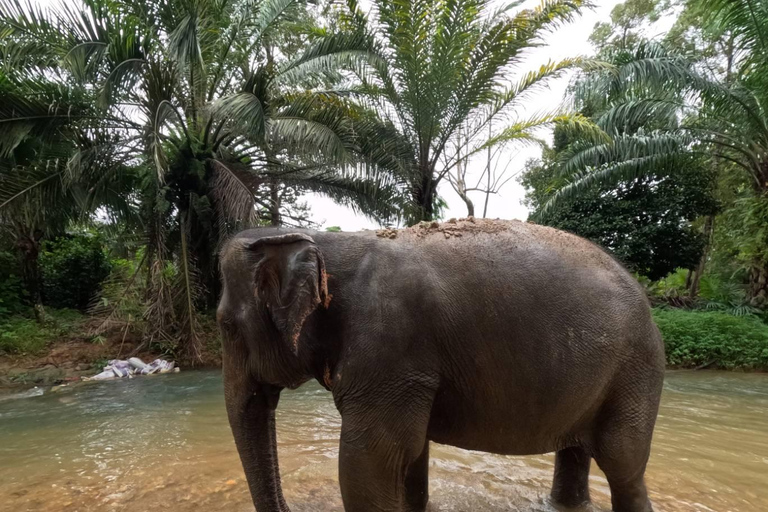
653 308 768 369
40 234 112 310
0 309 83 355
641 268 761 315
0 251 25 318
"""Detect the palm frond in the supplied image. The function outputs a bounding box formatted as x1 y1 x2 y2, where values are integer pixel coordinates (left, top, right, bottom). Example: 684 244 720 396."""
276 29 379 86
269 116 350 164
465 112 607 161
168 11 204 71
210 158 259 226
211 92 267 141
559 129 691 177
280 170 405 224
541 151 684 216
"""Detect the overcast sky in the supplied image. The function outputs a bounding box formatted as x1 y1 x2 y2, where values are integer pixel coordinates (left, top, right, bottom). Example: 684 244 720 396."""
307 0 631 231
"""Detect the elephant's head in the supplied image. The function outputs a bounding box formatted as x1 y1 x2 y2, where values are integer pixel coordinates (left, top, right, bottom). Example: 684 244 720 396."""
219 232 330 385
218 232 330 512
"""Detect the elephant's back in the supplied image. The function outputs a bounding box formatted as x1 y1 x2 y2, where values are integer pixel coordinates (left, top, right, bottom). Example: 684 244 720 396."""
419 218 654 346
388 217 628 278
374 219 663 453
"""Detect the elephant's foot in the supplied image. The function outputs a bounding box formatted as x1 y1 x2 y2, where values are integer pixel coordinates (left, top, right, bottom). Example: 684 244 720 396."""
594 445 654 512
550 447 591 508
608 485 653 512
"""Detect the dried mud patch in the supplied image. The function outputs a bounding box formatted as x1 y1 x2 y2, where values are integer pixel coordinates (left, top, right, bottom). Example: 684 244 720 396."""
377 217 523 240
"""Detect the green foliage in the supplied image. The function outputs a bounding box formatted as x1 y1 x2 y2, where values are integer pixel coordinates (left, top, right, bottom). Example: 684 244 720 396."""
0 0 419 359
0 250 24 318
717 194 768 270
39 234 111 310
325 226 342 232
522 124 719 280
642 268 758 314
0 308 83 355
553 0 768 306
93 252 146 324
653 308 768 369
589 0 662 49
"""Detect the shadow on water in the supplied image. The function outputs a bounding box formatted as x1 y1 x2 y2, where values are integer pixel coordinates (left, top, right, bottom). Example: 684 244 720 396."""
0 370 767 511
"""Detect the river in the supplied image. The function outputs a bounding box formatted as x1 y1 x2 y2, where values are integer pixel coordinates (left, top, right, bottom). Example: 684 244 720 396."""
0 370 766 511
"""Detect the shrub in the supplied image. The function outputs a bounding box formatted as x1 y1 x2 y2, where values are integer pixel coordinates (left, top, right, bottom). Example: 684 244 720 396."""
0 251 25 319
40 234 112 310
653 308 768 370
0 309 83 355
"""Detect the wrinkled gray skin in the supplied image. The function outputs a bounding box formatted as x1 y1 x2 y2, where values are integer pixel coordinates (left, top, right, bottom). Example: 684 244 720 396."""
217 220 665 512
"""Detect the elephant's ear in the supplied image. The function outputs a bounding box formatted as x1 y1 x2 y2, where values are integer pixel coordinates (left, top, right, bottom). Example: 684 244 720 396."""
247 233 329 355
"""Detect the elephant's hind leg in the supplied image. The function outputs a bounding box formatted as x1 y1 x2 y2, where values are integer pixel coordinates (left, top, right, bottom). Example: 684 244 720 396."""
550 446 591 508
593 387 659 511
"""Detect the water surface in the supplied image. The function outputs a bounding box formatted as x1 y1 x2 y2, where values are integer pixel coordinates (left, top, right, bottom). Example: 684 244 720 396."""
0 370 766 511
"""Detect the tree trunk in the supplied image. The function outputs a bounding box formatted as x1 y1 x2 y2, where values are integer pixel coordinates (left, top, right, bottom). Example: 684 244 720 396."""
16 231 45 323
185 202 220 310
749 266 768 307
688 215 714 298
411 171 436 224
483 121 492 218
749 264 768 307
458 190 475 217
269 179 281 226
483 161 491 219
747 170 768 306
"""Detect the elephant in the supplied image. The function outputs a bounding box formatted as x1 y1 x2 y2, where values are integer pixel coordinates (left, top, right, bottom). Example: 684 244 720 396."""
216 218 665 512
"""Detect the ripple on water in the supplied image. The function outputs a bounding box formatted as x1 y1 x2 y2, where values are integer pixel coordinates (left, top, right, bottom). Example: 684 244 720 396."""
0 370 767 511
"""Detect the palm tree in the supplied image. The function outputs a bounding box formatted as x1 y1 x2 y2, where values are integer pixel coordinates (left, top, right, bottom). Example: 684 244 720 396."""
0 69 134 320
0 0 411 357
548 2 768 304
328 0 602 223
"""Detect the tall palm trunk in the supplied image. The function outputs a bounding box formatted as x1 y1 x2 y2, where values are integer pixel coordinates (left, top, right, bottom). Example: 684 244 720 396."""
188 204 220 309
412 169 436 224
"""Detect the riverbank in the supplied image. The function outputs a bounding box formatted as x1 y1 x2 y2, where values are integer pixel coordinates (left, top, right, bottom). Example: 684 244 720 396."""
0 310 221 393
652 308 768 370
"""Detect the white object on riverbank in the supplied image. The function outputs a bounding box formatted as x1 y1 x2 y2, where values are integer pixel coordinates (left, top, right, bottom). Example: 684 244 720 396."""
82 358 179 381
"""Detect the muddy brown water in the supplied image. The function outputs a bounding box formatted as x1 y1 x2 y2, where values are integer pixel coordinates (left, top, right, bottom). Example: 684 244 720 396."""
0 370 766 511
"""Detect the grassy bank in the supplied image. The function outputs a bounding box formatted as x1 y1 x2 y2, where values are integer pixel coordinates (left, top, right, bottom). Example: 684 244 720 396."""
0 309 85 355
653 308 768 370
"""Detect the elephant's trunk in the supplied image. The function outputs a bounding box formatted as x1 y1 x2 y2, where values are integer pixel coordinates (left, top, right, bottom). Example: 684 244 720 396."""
224 374 289 512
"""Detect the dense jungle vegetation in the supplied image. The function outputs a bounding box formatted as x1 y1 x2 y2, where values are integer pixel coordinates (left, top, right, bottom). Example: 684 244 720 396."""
2 0 768 371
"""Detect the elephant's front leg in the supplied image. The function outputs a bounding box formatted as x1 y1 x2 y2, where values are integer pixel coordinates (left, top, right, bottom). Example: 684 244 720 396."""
337 388 434 512
223 359 289 512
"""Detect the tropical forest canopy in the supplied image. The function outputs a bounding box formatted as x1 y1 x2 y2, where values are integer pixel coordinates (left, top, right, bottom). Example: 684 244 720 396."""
2 0 768 363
